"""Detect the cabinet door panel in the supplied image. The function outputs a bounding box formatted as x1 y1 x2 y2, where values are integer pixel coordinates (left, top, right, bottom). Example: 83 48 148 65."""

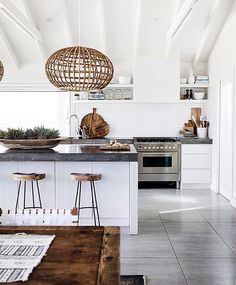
92 162 129 218
182 154 211 169
182 145 212 154
0 162 17 208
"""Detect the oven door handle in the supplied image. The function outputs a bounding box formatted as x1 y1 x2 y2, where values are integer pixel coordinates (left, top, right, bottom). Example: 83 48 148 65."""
140 152 175 156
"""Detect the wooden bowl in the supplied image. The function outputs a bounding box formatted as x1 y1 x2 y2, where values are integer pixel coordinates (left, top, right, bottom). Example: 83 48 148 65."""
0 137 66 149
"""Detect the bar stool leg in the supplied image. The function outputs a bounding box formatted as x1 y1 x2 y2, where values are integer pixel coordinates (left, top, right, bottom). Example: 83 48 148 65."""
77 181 82 225
31 181 35 208
36 181 42 209
15 181 21 211
23 181 27 210
74 181 80 208
92 181 100 226
90 182 97 226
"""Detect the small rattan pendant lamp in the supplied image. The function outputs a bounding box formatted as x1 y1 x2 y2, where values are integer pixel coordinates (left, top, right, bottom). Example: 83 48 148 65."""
0 61 4 81
45 1 113 92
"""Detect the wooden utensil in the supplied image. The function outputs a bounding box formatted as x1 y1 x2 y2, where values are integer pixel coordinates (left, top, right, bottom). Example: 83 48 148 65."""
80 108 109 138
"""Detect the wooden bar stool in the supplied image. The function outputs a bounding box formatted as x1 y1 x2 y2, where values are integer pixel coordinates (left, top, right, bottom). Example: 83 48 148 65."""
70 173 102 226
13 172 45 211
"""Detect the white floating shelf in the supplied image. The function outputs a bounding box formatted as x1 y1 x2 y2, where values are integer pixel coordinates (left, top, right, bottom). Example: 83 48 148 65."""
106 83 134 88
179 100 208 103
180 84 209 88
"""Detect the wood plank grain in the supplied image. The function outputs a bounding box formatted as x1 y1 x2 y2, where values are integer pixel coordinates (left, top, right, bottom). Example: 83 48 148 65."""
0 226 120 285
97 227 120 285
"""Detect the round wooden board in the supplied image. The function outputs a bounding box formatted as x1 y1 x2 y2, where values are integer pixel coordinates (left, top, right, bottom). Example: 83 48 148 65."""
80 108 109 138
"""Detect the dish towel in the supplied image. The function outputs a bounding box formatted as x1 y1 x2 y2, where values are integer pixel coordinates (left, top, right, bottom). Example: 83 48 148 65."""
0 233 55 283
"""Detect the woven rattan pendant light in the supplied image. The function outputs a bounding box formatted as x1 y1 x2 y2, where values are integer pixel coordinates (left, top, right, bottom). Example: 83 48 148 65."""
0 61 4 81
45 46 113 91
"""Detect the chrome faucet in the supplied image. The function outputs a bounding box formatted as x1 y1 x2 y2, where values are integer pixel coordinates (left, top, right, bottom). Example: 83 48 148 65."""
69 114 80 139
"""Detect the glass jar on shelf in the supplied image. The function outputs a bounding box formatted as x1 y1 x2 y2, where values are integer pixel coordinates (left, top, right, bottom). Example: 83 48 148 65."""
105 88 114 100
114 88 123 100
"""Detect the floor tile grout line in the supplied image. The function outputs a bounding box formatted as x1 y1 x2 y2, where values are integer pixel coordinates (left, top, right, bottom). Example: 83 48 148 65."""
196 208 236 256
156 206 189 285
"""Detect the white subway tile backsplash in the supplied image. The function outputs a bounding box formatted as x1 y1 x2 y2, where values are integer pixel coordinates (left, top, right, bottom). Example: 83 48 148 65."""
75 103 206 137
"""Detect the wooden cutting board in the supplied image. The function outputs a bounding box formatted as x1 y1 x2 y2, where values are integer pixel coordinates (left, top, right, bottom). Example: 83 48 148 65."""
80 108 109 138
99 144 130 151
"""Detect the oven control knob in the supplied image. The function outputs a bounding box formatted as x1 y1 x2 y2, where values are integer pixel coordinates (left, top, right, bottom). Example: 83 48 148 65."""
148 146 151 149
160 146 163 149
169 146 172 149
138 146 143 149
173 146 176 149
152 146 155 149
156 146 159 149
165 146 168 149
144 146 147 149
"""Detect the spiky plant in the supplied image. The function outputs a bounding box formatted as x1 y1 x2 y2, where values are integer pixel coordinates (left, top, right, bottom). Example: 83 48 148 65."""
5 128 25 139
25 128 36 139
46 128 60 139
33 126 60 139
0 130 5 139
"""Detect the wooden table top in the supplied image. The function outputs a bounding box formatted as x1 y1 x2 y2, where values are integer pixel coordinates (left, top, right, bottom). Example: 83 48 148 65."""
0 226 120 285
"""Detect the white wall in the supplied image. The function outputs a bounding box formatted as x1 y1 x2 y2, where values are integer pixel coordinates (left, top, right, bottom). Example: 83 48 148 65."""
73 102 206 137
207 2 236 203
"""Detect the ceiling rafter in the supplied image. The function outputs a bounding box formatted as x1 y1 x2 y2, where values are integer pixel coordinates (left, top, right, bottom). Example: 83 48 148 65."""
22 0 46 61
193 0 234 65
0 0 42 41
133 0 142 62
61 0 73 46
0 24 20 68
166 0 199 55
99 0 106 53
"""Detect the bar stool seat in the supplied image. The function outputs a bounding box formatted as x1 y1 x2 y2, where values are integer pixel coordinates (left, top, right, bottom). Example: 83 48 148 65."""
70 173 102 226
13 173 45 181
13 172 45 211
70 173 102 182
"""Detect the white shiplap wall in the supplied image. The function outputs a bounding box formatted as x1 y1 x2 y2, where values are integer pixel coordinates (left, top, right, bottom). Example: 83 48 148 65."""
73 102 206 137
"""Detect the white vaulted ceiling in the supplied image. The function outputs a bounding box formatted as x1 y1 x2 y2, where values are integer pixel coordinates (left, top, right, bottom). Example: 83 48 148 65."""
0 0 234 82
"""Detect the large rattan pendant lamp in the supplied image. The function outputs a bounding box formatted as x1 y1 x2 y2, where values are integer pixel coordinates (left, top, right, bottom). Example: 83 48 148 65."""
0 61 4 81
45 46 113 91
45 0 113 92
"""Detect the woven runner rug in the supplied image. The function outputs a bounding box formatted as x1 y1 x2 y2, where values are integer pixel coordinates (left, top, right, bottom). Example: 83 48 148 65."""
120 275 147 285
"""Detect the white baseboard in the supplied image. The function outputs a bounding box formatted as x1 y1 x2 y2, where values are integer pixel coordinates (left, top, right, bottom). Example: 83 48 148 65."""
181 183 211 190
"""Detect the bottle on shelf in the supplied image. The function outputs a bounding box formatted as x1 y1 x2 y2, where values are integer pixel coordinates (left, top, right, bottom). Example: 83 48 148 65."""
188 69 195 85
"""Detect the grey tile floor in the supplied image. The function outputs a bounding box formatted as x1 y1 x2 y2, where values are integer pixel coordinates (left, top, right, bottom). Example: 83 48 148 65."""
121 189 236 285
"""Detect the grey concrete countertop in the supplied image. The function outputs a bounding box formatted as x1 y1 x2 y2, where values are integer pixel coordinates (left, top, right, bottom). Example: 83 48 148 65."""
61 137 134 145
0 144 137 162
180 137 213 144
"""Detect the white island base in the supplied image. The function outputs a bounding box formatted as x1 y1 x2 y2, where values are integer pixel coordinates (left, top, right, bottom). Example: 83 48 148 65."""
0 161 138 234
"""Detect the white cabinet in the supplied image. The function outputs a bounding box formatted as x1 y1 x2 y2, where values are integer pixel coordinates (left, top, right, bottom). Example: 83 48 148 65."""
181 144 212 189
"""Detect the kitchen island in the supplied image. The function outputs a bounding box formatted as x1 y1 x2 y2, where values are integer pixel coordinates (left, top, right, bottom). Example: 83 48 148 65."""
0 144 138 234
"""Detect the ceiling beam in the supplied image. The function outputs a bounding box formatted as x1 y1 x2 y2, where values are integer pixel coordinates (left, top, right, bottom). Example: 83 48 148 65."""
133 0 142 61
193 0 234 65
0 24 20 68
99 0 107 53
0 0 42 41
22 0 46 61
166 0 199 55
61 0 74 46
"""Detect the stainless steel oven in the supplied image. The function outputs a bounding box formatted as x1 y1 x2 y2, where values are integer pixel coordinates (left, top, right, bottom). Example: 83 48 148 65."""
134 137 181 188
